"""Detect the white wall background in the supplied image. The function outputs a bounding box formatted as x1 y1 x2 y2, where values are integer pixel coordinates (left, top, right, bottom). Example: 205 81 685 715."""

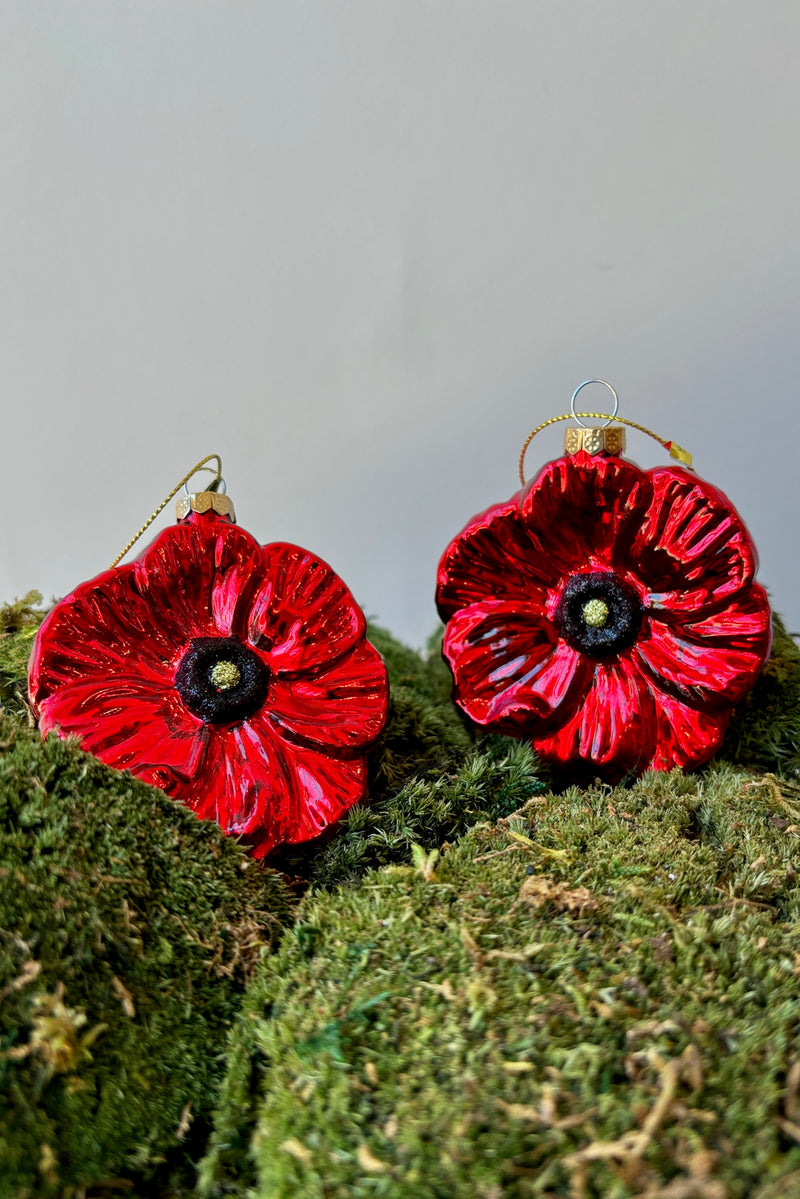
2 2 799 647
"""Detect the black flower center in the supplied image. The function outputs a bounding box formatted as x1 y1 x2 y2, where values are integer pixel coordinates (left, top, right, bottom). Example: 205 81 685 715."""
555 571 643 657
175 637 270 724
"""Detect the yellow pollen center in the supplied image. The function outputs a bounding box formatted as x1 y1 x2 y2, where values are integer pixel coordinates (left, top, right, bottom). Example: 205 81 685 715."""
209 660 241 691
582 598 610 628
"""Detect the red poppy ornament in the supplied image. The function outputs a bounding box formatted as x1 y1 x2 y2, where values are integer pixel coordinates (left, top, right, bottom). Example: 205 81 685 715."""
28 459 389 857
436 381 772 781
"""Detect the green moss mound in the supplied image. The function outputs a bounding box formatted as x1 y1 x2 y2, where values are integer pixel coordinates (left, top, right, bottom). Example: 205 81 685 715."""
0 591 43 723
201 763 800 1198
722 612 800 780
200 741 546 1193
0 713 294 1198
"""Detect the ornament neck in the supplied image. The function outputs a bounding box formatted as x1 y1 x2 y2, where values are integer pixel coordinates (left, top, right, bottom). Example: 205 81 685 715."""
176 491 236 524
564 426 626 457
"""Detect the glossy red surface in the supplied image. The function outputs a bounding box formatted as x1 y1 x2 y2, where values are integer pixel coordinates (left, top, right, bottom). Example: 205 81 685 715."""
29 510 389 857
436 449 771 780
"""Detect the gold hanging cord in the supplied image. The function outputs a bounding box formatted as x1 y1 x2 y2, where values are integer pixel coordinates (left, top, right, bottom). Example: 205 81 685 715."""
109 453 223 568
519 413 692 487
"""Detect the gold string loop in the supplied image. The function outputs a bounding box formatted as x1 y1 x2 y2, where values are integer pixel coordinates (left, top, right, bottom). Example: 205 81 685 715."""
518 414 692 487
109 454 223 568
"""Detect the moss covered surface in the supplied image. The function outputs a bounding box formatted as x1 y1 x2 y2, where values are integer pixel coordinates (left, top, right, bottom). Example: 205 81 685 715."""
0 717 294 1195
202 764 800 1198
722 612 800 781
200 740 546 1193
1 595 799 1197
0 591 43 723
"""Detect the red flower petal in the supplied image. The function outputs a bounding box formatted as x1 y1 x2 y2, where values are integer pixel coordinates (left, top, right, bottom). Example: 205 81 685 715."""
436 494 547 621
266 640 389 753
28 569 179 702
634 585 771 709
648 691 730 771
629 467 758 616
246 543 365 673
442 599 590 735
676 583 772 648
521 452 653 580
184 720 367 857
533 654 657 778
37 677 208 782
134 512 265 644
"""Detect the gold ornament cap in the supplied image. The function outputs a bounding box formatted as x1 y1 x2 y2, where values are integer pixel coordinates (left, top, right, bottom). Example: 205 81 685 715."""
564 425 626 457
176 490 236 523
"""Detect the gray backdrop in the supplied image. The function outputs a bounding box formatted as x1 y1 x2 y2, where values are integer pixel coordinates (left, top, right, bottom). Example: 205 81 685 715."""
2 2 798 647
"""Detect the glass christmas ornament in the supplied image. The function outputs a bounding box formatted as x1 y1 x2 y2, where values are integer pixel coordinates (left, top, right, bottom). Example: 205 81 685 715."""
436 381 772 781
29 458 389 857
